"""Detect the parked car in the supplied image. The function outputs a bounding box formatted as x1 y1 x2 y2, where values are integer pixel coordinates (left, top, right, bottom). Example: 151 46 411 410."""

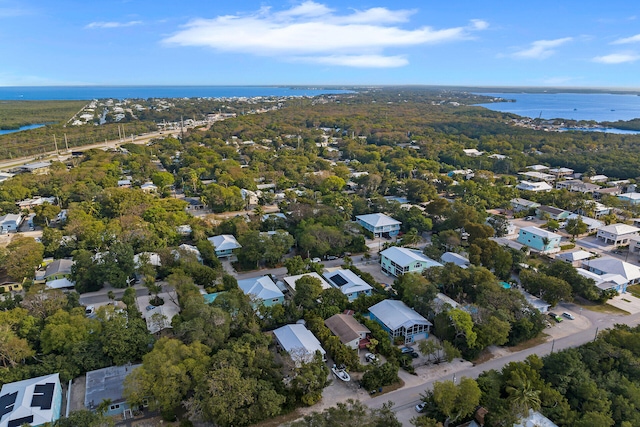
548 312 563 323
525 216 535 221
562 312 575 320
146 305 156 311
326 255 338 261
400 346 415 354
415 402 427 413
311 257 322 263
365 353 379 363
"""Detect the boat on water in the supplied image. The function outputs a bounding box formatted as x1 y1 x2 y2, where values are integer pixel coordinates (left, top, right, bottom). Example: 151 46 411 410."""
332 365 350 382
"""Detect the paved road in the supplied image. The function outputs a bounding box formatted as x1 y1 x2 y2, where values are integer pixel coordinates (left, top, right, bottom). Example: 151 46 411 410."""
367 310 640 426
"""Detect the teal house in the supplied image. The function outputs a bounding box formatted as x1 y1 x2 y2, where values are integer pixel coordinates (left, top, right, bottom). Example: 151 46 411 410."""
208 234 242 258
517 226 561 253
368 299 432 344
238 276 284 307
380 246 442 277
85 364 142 419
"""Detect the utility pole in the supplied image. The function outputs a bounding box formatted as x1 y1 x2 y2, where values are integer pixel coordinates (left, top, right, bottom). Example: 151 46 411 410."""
64 134 69 151
53 135 59 154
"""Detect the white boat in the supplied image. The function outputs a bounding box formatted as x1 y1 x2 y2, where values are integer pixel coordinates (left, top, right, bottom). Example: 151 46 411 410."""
332 365 351 382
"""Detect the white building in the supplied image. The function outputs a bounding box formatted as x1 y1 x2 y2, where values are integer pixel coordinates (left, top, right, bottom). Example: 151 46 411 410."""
0 213 23 233
596 223 640 246
0 373 63 427
355 213 401 237
380 246 443 277
322 268 373 301
516 181 553 192
273 324 326 366
282 272 332 293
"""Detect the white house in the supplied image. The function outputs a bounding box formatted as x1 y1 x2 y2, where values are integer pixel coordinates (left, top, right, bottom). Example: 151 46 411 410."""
555 250 594 267
324 313 371 350
576 268 629 294
510 198 541 213
241 188 260 206
463 148 484 157
563 214 603 233
355 213 401 237
380 246 442 277
0 373 63 427
140 182 158 193
618 192 640 205
526 164 549 171
516 181 553 192
273 324 326 366
596 223 640 246
0 213 23 233
322 268 373 301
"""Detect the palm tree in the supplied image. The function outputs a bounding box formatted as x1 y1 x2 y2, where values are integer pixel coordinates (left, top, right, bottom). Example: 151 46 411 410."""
506 378 541 417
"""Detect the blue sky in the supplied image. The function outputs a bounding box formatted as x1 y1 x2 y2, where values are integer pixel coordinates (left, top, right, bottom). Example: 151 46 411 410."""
1 0 640 87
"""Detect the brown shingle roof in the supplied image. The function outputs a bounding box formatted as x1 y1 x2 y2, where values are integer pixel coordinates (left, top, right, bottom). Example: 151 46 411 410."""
324 314 370 344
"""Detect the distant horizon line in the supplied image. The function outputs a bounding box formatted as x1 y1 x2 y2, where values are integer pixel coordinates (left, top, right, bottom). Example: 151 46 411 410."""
0 84 639 91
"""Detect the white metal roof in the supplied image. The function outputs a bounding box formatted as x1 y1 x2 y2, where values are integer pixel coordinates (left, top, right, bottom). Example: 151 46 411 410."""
583 257 640 282
381 246 443 268
0 373 61 427
519 226 561 240
238 276 284 301
282 272 332 291
208 234 242 251
273 324 325 363
322 269 372 295
355 213 401 228
368 299 432 331
597 223 640 235
441 252 470 268
555 250 594 262
45 278 75 289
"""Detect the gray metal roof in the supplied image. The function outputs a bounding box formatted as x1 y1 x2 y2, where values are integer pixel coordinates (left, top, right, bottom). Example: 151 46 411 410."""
84 364 142 409
368 299 431 331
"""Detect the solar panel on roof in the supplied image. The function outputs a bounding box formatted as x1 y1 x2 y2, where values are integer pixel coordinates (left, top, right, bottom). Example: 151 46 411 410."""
330 274 348 287
9 416 34 427
30 383 55 410
0 391 17 419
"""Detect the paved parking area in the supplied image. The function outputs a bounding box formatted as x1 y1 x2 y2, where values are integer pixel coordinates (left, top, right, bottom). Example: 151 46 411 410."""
607 293 640 314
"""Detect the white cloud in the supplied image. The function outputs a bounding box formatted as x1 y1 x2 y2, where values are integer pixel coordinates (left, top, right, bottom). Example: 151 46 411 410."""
85 20 142 29
512 37 572 59
162 1 487 68
612 34 640 44
593 53 640 64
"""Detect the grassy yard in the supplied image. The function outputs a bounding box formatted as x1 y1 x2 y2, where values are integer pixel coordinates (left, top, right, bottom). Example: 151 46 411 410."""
508 333 550 353
626 284 640 299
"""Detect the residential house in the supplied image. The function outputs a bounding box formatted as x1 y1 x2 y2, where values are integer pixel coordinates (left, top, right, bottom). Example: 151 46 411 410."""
117 179 132 188
18 161 51 175
576 268 629 294
0 213 22 233
0 172 15 183
282 273 332 293
140 182 158 193
432 293 460 314
563 214 603 233
322 268 373 301
514 410 559 427
630 235 640 254
237 276 284 307
133 252 162 270
536 205 571 221
463 148 484 157
368 299 432 344
526 164 549 171
519 171 555 182
517 227 562 253
17 196 55 210
618 192 640 205
173 244 202 263
0 373 62 427
355 213 401 237
593 186 621 200
516 181 553 192
548 167 574 177
43 259 74 289
324 313 371 350
207 234 242 258
555 179 600 194
577 201 611 218
488 153 507 159
440 252 470 269
596 223 640 246
555 250 595 267
0 282 22 294
510 198 541 213
520 290 551 313
380 246 443 277
241 188 260 206
589 174 608 183
183 197 205 211
176 224 192 236
581 256 640 293
272 324 326 366
84 365 142 418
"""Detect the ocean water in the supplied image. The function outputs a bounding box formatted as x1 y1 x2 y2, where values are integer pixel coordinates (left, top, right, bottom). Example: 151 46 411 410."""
474 92 640 122
0 123 46 135
0 86 352 101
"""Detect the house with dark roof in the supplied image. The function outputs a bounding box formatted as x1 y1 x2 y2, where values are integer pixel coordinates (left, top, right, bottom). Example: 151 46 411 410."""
324 313 371 350
84 365 142 418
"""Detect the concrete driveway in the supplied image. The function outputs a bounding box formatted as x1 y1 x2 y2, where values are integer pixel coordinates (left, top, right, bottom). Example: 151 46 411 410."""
607 293 640 314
